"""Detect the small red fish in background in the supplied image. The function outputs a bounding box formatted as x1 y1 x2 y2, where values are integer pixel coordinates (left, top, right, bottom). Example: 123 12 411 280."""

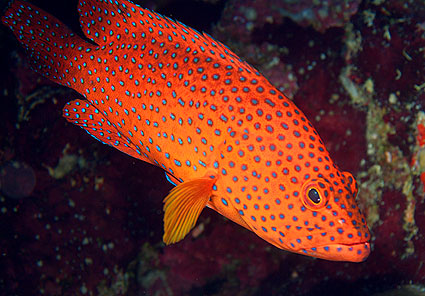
2 0 371 262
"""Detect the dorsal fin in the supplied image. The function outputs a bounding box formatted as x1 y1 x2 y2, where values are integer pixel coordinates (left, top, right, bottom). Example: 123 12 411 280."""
77 0 261 74
78 0 137 44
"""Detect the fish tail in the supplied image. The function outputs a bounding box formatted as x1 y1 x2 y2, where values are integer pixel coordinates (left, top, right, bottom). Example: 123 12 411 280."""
2 0 92 88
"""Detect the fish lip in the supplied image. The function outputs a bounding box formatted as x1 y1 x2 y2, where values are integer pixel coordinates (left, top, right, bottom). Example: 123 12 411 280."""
292 241 371 262
316 241 371 262
315 240 371 250
329 240 370 247
290 237 370 250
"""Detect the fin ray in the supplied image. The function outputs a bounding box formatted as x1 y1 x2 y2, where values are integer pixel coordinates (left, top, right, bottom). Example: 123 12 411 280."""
163 177 216 244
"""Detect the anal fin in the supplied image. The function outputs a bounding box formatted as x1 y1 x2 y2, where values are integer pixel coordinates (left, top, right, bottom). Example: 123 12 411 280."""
62 99 153 165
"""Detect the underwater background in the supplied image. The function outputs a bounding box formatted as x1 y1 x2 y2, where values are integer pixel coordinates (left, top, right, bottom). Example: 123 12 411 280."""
1 0 425 295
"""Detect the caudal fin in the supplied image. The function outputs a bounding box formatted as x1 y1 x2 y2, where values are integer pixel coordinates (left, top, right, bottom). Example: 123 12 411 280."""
2 0 93 88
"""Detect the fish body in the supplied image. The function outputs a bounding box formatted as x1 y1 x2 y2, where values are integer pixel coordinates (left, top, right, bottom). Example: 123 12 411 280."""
2 0 370 261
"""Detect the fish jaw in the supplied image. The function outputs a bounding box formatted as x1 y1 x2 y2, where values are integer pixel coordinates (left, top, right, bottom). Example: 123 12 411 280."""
255 223 371 262
294 241 371 262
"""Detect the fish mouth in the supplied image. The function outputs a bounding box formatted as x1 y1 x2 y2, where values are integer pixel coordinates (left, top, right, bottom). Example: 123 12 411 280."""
299 241 371 262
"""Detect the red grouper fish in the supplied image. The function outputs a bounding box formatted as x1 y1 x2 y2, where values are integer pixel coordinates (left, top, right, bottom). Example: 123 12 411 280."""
2 0 371 262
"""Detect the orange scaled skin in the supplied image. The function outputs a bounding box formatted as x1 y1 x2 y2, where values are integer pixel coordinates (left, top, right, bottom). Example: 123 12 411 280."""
2 0 370 261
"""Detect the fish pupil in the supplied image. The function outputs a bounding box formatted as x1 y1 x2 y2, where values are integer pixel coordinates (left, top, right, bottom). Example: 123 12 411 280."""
308 188 320 204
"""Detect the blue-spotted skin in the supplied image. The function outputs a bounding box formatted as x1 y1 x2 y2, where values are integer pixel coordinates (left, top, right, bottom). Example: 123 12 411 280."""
2 0 371 262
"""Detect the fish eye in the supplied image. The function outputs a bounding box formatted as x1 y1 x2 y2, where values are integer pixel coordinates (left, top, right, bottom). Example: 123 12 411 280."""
308 188 320 204
301 179 328 210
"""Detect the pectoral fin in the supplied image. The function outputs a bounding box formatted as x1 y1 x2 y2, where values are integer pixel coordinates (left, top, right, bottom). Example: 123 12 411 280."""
163 177 216 245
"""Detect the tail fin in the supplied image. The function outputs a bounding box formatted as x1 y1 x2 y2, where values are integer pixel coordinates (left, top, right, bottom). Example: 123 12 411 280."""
2 0 93 88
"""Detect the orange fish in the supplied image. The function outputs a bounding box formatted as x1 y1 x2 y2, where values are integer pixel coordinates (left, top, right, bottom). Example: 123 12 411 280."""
2 0 370 262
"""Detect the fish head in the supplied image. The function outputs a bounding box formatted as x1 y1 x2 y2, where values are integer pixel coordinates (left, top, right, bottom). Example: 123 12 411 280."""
249 169 370 262
284 170 371 262
218 132 370 262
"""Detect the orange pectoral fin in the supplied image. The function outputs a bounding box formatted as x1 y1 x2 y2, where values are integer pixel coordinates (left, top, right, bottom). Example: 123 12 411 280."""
163 177 216 245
